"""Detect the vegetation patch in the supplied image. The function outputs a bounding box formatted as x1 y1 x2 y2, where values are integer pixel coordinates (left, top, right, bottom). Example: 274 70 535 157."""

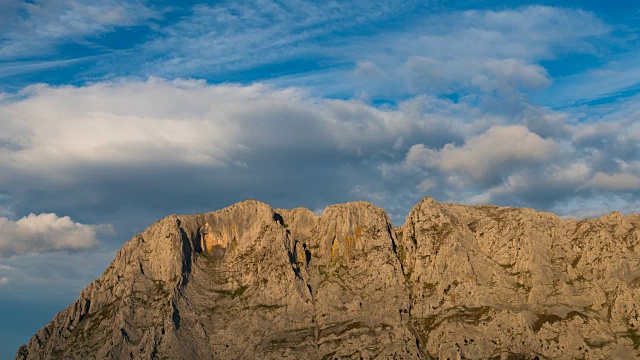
318 320 362 338
514 282 532 293
623 328 640 350
412 306 493 338
423 282 437 292
336 321 368 336
566 275 587 286
321 351 337 360
214 285 248 299
532 311 587 332
584 338 613 349
532 314 563 332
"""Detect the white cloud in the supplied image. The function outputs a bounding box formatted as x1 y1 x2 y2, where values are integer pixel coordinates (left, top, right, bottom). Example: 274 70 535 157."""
0 78 463 182
0 276 9 287
404 57 551 97
0 213 106 258
1 79 289 171
550 162 592 185
423 6 608 60
354 61 384 77
416 179 436 192
479 58 551 90
552 194 640 219
404 57 451 94
573 121 622 147
404 125 558 184
588 172 640 190
0 77 638 231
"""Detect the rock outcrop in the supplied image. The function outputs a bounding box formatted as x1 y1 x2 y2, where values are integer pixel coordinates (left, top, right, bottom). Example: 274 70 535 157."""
16 198 640 359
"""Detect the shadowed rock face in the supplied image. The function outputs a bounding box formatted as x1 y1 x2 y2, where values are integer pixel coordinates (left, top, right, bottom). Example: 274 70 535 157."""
16 198 640 359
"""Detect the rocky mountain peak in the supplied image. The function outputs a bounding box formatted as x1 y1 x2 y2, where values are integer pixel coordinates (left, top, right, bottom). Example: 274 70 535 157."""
16 197 640 359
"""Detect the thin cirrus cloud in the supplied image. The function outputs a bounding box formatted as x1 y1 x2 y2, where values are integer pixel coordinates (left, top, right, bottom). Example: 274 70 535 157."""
0 213 109 258
136 3 611 105
141 0 421 78
1 2 632 111
274 5 615 106
0 0 159 60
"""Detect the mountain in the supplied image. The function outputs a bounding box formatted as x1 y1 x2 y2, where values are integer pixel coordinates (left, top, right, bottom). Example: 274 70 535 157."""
16 198 640 359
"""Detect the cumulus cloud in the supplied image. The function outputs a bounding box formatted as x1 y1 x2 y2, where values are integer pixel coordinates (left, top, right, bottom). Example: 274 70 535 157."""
0 77 637 233
0 78 462 228
404 125 558 184
404 57 551 96
478 59 551 90
0 78 461 179
588 172 640 190
0 213 106 258
395 97 639 217
1 79 293 170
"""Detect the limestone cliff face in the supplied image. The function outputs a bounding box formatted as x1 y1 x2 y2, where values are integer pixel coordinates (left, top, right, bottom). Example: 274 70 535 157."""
397 198 640 359
16 198 640 359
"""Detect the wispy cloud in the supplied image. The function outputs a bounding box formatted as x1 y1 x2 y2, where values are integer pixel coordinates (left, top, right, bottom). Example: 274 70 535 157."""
138 0 423 78
0 276 9 287
0 0 158 60
272 6 614 105
544 51 640 108
0 54 110 80
2 2 634 113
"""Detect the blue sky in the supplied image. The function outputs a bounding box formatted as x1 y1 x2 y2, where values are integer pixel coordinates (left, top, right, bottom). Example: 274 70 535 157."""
0 0 639 356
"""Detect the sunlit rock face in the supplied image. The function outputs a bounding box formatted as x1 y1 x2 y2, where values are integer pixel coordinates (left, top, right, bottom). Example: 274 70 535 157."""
16 198 640 359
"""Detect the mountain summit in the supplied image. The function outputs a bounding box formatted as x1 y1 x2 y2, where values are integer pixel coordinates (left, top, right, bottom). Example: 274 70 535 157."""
16 198 640 359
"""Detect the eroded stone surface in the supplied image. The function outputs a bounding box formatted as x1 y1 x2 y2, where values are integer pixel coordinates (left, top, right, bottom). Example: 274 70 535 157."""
16 198 640 359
